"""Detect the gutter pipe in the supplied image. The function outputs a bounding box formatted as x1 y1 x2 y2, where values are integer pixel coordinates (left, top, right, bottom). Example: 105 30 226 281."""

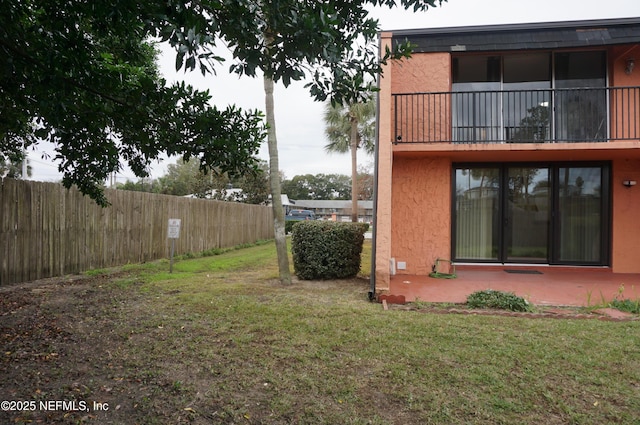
368 32 383 302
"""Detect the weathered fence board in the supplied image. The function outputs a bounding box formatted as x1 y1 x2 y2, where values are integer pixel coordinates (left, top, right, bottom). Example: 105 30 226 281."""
0 178 274 285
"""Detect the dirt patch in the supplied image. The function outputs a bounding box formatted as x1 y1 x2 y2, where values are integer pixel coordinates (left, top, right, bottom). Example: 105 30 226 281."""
0 272 367 424
1 272 172 424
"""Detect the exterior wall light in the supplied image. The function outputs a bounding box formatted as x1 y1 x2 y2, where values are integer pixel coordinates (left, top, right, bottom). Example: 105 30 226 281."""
622 180 637 188
625 58 635 75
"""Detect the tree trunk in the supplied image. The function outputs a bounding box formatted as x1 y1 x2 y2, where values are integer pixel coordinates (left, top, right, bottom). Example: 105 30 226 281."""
264 73 292 284
350 115 358 223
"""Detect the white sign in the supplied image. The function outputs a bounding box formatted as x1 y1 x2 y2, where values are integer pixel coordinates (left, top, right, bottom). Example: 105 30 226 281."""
168 219 181 239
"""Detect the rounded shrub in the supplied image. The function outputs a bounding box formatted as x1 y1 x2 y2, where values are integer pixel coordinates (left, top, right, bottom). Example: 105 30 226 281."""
291 221 368 280
466 289 532 312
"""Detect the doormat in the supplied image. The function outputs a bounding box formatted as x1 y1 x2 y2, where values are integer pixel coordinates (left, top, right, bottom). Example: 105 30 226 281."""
504 269 543 274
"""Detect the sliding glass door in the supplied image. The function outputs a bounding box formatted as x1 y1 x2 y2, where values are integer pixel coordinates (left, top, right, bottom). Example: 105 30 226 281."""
455 168 500 260
506 167 550 262
557 167 605 262
452 56 502 142
554 51 607 141
453 163 609 265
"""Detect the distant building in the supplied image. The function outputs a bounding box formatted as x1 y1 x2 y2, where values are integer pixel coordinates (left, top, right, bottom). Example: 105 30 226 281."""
287 199 373 223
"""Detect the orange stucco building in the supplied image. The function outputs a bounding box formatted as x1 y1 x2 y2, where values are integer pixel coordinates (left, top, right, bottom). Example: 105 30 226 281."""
373 18 640 297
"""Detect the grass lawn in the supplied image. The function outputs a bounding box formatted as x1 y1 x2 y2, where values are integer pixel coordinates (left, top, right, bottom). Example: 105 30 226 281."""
1 240 639 424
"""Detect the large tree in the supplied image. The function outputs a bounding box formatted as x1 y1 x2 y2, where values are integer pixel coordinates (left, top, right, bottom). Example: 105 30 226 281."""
156 159 202 196
121 158 270 204
324 98 376 221
282 173 351 200
217 0 444 283
356 164 375 201
0 0 265 206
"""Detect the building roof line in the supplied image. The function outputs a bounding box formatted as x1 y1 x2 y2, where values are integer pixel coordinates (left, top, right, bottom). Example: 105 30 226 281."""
387 17 640 37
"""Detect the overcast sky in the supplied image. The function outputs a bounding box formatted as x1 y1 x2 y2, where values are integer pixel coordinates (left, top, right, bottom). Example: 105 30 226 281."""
27 0 639 183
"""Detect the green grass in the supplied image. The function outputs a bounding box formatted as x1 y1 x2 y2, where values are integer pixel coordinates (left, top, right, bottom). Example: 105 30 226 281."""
113 239 282 284
118 237 372 286
14 239 638 424
95 239 640 424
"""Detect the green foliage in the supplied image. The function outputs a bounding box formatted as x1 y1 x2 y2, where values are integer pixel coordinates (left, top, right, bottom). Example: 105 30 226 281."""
610 299 640 314
281 173 351 200
117 178 159 193
218 1 445 105
467 290 532 312
1 0 265 206
607 284 640 314
118 158 270 204
284 220 296 235
155 158 202 196
324 99 376 155
291 221 367 280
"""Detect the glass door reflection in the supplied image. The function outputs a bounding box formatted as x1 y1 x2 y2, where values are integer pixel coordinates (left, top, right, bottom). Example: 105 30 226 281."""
505 167 550 262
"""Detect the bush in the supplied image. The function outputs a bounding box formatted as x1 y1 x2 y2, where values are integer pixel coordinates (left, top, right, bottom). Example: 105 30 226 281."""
291 221 367 280
466 289 532 312
610 298 640 314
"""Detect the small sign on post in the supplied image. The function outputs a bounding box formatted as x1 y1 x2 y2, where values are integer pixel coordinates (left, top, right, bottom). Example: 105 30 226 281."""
168 219 181 273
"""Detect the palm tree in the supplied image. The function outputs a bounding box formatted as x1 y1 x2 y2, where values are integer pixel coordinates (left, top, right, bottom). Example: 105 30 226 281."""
324 98 375 222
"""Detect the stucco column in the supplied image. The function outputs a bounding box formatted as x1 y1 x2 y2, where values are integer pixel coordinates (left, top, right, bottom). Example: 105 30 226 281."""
374 32 394 292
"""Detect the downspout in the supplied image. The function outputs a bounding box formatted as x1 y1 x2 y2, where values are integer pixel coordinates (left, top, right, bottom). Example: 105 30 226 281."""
368 32 383 302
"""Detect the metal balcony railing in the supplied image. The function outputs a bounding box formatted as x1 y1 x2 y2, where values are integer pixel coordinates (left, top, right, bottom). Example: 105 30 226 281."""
393 87 640 144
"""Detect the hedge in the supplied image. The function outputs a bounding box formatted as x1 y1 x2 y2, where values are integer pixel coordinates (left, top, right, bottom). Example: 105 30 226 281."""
291 221 367 280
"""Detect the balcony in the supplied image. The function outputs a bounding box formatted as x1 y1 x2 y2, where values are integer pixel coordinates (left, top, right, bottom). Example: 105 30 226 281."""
393 87 640 144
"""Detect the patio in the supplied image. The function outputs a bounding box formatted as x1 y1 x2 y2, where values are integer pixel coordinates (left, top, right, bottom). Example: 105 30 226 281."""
386 265 640 307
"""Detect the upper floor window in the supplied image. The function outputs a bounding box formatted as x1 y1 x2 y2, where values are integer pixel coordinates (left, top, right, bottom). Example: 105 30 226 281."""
555 51 606 88
452 51 605 88
451 51 607 142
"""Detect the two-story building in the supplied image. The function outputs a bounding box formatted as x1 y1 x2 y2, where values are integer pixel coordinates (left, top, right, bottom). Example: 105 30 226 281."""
373 18 640 300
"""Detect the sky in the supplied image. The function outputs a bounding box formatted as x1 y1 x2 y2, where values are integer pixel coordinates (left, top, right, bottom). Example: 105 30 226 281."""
26 0 640 183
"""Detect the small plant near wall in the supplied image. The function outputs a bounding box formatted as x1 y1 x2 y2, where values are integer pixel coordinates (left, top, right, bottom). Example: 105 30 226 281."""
610 298 640 314
609 284 640 314
467 289 532 312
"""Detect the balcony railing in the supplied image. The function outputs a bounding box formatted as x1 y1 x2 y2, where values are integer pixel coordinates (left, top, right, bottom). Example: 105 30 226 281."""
393 87 640 144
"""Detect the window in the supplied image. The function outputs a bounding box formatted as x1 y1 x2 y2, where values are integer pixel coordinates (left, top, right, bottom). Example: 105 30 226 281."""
452 56 501 142
503 54 551 142
453 163 609 265
452 51 607 143
554 51 607 141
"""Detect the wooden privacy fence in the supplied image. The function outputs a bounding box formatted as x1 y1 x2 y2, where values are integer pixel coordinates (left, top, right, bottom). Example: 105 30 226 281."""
0 178 274 285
